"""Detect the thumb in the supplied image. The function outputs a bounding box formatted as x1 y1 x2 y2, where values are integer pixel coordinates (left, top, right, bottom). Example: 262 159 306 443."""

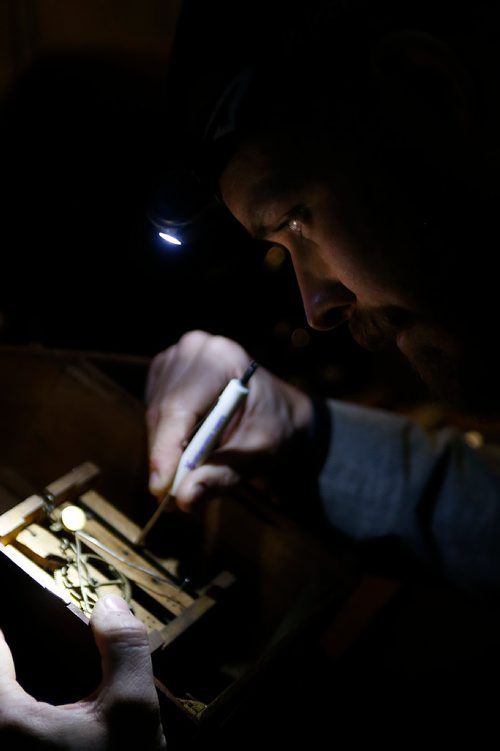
90 595 167 750
90 595 166 747
89 595 157 706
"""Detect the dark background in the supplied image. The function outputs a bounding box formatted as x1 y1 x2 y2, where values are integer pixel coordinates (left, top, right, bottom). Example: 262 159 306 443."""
0 0 427 408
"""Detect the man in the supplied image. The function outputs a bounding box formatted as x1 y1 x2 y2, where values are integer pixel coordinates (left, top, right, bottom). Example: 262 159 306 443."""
2 0 500 744
145 3 500 731
147 0 500 599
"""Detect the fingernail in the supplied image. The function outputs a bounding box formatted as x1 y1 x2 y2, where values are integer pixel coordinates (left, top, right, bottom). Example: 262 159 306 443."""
149 471 164 493
99 595 130 613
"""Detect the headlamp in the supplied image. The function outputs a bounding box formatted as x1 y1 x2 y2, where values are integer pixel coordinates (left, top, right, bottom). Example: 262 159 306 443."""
148 168 223 246
149 67 255 246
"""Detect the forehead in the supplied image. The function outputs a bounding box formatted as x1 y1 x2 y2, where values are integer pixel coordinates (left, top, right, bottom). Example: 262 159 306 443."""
220 148 264 218
219 143 309 227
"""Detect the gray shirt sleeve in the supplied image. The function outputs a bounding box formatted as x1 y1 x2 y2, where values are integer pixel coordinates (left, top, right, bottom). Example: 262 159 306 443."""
317 399 500 597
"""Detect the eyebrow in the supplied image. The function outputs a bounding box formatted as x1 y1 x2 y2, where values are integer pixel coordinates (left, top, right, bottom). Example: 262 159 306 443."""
246 185 296 240
249 214 277 241
250 203 306 241
243 187 275 240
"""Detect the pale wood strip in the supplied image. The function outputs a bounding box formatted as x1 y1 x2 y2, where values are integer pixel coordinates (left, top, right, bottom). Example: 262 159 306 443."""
0 496 45 543
0 462 100 544
77 517 194 616
80 490 180 579
11 524 165 632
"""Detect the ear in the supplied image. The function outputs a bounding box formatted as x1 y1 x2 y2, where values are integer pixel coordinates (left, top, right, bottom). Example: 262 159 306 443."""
370 30 473 142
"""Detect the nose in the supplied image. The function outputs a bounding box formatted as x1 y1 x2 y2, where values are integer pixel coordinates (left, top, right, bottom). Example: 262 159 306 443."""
290 249 355 331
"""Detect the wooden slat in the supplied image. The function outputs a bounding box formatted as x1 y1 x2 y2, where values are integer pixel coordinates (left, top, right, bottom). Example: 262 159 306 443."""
80 515 194 616
0 495 45 544
80 489 141 544
12 523 166 633
80 489 180 579
45 461 100 501
158 570 236 647
0 462 100 544
1 542 72 604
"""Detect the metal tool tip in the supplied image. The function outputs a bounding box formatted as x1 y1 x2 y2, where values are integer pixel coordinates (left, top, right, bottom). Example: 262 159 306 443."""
240 360 258 386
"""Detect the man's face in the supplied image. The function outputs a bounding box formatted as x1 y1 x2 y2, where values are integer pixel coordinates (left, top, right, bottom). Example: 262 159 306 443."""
220 141 497 417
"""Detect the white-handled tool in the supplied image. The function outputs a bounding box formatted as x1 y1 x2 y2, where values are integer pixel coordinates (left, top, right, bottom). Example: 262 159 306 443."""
136 360 258 545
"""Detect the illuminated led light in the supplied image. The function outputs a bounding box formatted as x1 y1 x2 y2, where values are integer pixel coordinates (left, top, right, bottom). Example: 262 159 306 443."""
159 232 182 245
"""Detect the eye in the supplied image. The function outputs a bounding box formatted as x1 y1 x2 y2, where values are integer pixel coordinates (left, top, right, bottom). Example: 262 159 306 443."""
287 216 303 234
269 205 309 239
279 205 309 236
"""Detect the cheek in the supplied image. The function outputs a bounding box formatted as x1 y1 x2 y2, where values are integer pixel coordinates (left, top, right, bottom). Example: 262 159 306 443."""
315 207 430 309
311 230 400 304
310 206 374 286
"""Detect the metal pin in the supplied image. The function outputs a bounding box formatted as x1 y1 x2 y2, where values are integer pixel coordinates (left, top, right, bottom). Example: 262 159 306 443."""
135 491 175 546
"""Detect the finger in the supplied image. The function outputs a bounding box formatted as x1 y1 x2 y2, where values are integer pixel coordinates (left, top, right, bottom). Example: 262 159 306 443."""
175 463 241 511
144 330 210 405
148 405 195 495
90 596 166 749
90 595 157 706
147 382 230 496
